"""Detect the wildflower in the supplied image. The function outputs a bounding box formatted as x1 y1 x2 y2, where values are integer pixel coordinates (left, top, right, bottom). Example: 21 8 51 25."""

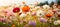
22 6 30 12
36 10 45 17
31 12 36 16
28 21 36 26
54 20 60 25
0 18 6 22
20 13 27 18
13 7 20 13
45 13 53 18
39 18 47 23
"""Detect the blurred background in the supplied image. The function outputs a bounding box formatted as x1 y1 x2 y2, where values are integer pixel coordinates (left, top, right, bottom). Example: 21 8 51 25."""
0 0 57 6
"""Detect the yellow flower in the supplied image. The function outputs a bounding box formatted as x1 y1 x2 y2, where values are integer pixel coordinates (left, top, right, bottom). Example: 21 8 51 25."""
11 24 15 27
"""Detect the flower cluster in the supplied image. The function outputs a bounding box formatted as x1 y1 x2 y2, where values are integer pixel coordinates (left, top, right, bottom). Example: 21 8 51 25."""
0 4 60 27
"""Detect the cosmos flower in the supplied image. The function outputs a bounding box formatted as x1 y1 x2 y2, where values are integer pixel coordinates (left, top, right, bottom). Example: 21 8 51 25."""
20 13 27 18
0 10 9 16
13 7 20 13
52 10 57 14
1 10 14 17
0 18 6 22
36 10 45 17
43 5 50 9
28 21 36 26
31 12 36 16
22 2 26 4
45 13 53 18
6 11 14 17
54 20 60 25
22 6 30 12
39 18 47 23
58 14 60 17
1 10 9 13
57 12 60 17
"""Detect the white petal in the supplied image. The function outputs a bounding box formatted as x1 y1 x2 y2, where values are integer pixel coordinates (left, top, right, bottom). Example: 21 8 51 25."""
20 13 27 18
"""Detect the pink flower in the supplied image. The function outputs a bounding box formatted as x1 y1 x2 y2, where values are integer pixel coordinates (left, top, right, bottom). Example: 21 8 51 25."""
6 12 14 16
28 21 36 26
52 10 57 14
0 18 6 22
39 18 47 23
31 12 36 16
1 10 14 16
1 10 9 13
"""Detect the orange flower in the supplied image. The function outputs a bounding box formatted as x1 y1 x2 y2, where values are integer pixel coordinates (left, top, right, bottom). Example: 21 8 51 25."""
22 6 30 12
11 24 15 27
22 2 25 4
45 13 53 18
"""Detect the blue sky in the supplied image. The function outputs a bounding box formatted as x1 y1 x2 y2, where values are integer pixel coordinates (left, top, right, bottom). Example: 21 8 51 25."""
0 0 56 6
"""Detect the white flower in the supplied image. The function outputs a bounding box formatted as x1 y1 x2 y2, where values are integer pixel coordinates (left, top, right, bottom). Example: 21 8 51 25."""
54 20 60 25
20 13 27 18
43 5 50 9
36 10 45 17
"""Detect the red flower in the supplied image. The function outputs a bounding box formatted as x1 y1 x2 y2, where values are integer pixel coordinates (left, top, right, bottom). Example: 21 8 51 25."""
52 10 56 14
22 6 30 12
58 14 60 17
45 13 53 18
13 7 20 13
